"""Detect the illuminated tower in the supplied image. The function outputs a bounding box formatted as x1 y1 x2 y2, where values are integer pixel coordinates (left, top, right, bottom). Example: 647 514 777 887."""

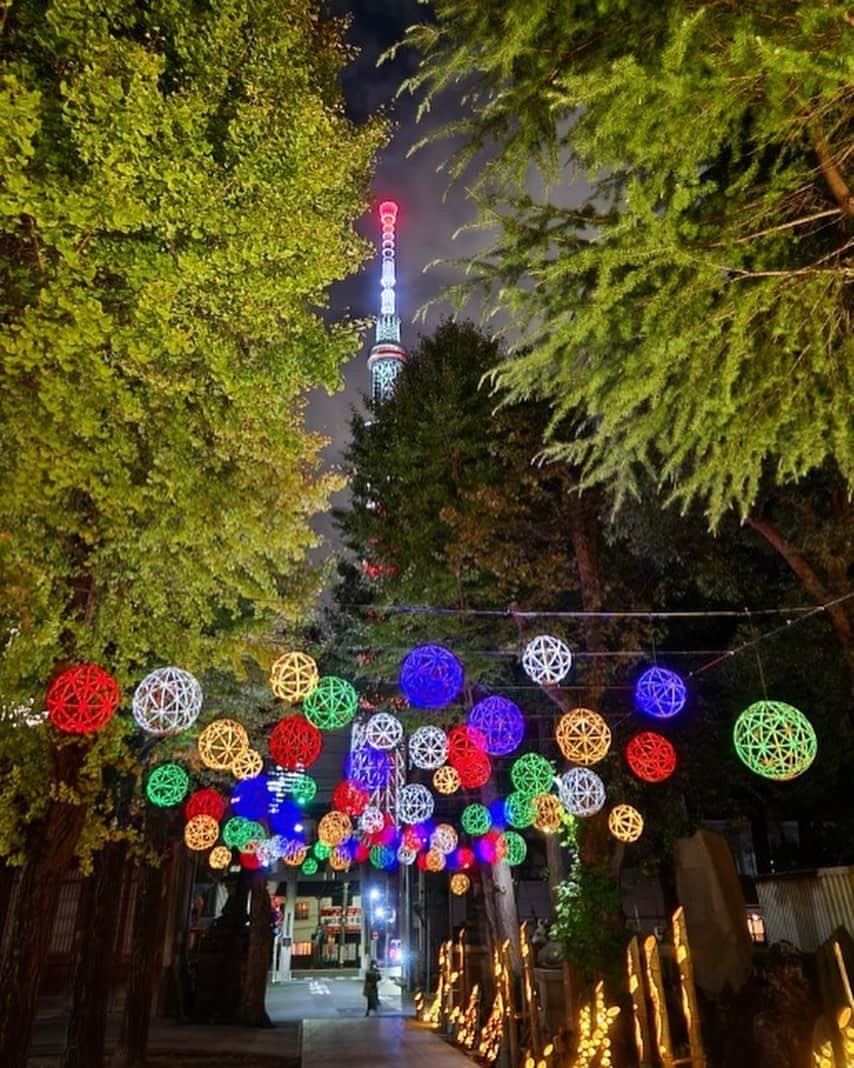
367 200 407 402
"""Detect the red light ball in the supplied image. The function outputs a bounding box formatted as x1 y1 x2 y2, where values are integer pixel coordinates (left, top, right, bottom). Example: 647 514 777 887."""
456 846 475 870
239 849 262 870
626 731 677 783
268 715 322 770
332 780 369 817
456 750 493 789
447 725 487 767
46 664 120 734
186 788 227 822
355 842 371 864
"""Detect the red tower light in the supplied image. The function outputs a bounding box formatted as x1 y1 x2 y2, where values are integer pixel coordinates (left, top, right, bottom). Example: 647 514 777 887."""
379 200 398 225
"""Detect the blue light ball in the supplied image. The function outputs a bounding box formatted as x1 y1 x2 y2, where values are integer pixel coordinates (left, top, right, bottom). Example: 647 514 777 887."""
345 745 392 791
230 774 270 820
399 644 464 709
634 667 687 719
268 798 303 836
488 798 508 830
468 696 524 756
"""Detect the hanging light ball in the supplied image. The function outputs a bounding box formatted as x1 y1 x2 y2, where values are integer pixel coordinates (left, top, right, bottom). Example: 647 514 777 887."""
360 806 385 834
132 667 202 736
450 873 471 895
608 804 644 843
409 725 448 770
303 676 358 730
301 856 319 876
432 765 461 795
186 787 227 823
634 666 687 719
332 780 369 817
209 845 232 870
365 712 404 751
557 767 606 817
46 664 121 734
282 840 308 867
370 845 397 870
184 815 219 851
270 651 319 703
521 636 572 685
504 791 536 829
318 811 353 847
289 772 318 805
231 748 264 780
455 750 493 790
448 725 487 764
345 745 392 791
733 700 817 781
397 845 418 866
198 718 250 771
425 848 446 872
456 846 476 870
510 753 556 797
430 823 459 855
239 848 263 870
555 708 612 765
268 715 322 770
461 803 492 837
223 816 252 849
626 731 677 783
231 774 271 821
532 793 564 832
468 696 525 756
329 845 351 871
503 830 528 866
399 645 464 709
146 763 189 807
313 841 332 860
397 783 435 825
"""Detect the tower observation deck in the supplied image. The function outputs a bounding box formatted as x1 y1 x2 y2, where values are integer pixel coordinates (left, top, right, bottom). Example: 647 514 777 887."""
366 200 407 403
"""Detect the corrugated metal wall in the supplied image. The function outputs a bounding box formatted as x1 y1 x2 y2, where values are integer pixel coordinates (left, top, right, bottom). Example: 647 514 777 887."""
756 866 854 951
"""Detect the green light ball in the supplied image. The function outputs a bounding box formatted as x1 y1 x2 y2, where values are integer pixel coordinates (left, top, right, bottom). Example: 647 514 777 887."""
510 753 555 797
504 791 536 829
733 700 817 781
291 773 317 805
504 831 527 866
303 676 359 730
301 857 319 876
146 763 189 807
223 817 267 850
461 803 492 837
313 841 332 860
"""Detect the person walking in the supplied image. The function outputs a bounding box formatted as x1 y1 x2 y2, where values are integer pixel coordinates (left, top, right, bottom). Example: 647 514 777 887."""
363 959 381 1016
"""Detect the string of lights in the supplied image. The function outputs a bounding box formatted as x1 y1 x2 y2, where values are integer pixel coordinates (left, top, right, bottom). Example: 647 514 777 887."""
336 602 828 620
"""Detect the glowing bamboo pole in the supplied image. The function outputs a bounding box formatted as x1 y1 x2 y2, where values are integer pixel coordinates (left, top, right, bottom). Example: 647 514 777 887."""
627 936 654 1067
520 923 542 1059
672 907 706 1067
643 935 675 1068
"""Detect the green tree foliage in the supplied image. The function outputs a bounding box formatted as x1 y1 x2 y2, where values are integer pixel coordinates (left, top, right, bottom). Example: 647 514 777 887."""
400 1 853 525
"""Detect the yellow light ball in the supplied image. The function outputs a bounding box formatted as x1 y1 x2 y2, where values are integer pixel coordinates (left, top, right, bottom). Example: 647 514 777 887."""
533 793 564 833
270 651 319 703
450 873 471 896
329 845 351 871
198 718 249 771
318 810 352 847
209 845 232 870
425 848 446 872
556 707 611 765
608 804 644 843
231 747 263 780
184 814 219 851
433 765 461 795
283 844 308 867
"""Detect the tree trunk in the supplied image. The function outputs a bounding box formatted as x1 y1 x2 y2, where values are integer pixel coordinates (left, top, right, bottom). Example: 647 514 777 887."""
238 870 272 1027
62 839 129 1068
0 743 88 1067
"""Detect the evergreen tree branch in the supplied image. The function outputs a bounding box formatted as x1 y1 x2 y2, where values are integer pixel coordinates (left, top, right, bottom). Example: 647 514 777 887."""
814 130 854 218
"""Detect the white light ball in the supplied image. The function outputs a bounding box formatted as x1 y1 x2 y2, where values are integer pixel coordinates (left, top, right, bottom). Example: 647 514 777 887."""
365 712 404 751
397 845 417 865
360 806 385 834
521 635 572 686
557 767 606 817
133 667 203 735
430 823 458 855
408 725 448 770
397 783 435 825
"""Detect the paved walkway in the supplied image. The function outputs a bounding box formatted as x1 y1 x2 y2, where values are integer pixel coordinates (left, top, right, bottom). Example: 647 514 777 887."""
302 1017 473 1067
268 971 403 1020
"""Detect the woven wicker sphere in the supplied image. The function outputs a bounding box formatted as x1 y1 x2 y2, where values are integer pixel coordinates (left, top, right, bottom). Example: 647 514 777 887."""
313 841 332 860
733 700 817 781
432 765 461 795
370 845 396 870
556 708 612 765
345 745 391 790
132 667 202 736
145 763 189 807
430 823 459 855
447 724 487 765
456 750 493 790
461 803 492 837
532 793 564 832
223 817 265 850
557 767 606 817
329 845 352 872
608 804 644 843
360 806 385 834
198 718 250 771
303 676 358 730
504 791 536 829
397 845 418 866
268 715 322 770
186 787 227 822
425 848 446 873
365 711 404 751
46 664 120 734
450 873 471 896
332 780 369 817
399 644 464 709
318 810 352 847
231 748 263 780
468 696 525 756
184 815 219 851
289 773 318 805
625 731 676 783
521 635 572 685
270 651 319 703
301 856 319 876
408 725 448 770
503 830 528 866
209 845 232 870
397 783 434 825
283 841 308 867
510 753 555 797
634 666 687 719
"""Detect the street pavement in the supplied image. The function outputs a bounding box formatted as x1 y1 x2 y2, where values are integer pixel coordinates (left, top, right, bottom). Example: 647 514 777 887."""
269 969 403 1021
